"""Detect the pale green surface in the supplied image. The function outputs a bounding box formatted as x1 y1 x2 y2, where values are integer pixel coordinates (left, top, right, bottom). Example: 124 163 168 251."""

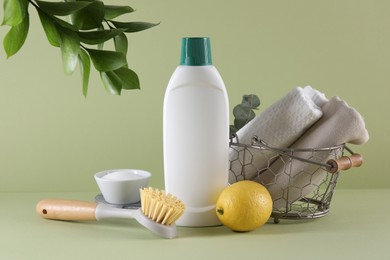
1 189 389 259
0 0 388 192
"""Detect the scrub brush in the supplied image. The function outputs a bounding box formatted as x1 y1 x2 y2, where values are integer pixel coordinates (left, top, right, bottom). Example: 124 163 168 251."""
36 187 185 239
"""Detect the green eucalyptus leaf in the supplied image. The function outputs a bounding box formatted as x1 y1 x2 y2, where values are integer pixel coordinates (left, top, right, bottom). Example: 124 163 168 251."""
3 13 29 58
86 48 127 72
233 104 255 121
35 0 92 16
104 5 134 20
109 21 159 33
2 0 29 26
78 48 91 97
241 94 260 109
231 94 260 133
37 10 60 47
100 71 122 95
78 28 126 45
58 27 80 75
113 33 128 56
233 118 248 132
70 0 105 30
229 125 238 137
114 67 140 90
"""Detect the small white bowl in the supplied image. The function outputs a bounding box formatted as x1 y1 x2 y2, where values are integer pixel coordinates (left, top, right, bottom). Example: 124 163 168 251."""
94 169 151 205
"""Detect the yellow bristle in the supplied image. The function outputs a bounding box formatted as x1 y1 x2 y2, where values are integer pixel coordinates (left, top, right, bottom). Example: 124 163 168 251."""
139 187 185 225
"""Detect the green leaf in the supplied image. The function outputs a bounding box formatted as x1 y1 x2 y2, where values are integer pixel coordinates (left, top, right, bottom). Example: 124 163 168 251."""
109 21 159 33
100 71 122 95
70 0 105 30
229 125 238 137
233 118 248 132
78 28 126 45
38 10 79 32
58 27 80 75
35 5 78 32
96 25 104 50
114 67 140 90
99 67 139 95
78 48 90 97
113 33 128 56
35 0 92 16
37 9 60 47
3 13 29 58
2 0 29 26
86 48 127 72
231 94 260 133
104 5 134 20
53 16 79 31
241 94 260 109
233 105 255 121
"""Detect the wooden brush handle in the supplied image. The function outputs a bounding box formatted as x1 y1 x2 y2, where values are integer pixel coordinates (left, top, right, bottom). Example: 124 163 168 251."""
327 153 363 173
36 199 98 221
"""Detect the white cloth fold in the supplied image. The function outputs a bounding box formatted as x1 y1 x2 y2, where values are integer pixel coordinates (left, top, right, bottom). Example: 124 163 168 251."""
254 96 369 209
229 86 326 183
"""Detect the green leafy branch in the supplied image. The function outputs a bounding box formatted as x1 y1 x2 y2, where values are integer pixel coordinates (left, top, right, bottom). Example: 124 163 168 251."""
2 0 159 96
230 94 260 136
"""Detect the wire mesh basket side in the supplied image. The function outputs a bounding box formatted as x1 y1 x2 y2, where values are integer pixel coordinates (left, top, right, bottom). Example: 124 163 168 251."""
228 137 345 222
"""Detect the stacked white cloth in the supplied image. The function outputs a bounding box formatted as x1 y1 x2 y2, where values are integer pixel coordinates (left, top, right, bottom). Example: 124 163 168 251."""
254 96 369 209
229 86 327 183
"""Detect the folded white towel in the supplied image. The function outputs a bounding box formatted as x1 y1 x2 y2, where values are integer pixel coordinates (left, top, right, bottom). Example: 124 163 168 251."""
302 85 328 108
255 96 369 209
229 86 325 183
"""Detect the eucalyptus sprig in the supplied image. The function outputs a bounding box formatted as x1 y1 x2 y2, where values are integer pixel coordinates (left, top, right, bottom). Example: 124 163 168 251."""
230 94 260 136
2 0 159 96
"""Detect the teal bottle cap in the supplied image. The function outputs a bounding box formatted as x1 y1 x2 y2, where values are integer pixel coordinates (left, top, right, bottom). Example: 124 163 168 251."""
180 37 212 66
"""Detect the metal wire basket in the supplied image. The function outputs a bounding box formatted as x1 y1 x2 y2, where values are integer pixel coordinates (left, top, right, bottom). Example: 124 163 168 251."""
228 135 363 223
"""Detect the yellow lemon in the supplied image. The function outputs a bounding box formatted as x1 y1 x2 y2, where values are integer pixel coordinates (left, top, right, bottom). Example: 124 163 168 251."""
216 180 273 232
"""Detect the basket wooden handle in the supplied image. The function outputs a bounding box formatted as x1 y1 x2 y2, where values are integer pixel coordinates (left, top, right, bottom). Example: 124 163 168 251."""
327 153 363 173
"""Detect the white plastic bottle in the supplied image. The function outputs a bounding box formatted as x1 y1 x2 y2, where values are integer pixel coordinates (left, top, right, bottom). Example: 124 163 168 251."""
163 37 229 226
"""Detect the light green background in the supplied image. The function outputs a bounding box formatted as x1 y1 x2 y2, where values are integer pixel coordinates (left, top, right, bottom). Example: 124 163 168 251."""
0 0 388 192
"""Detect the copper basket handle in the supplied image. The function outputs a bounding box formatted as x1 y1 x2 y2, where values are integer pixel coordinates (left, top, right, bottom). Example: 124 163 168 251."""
327 153 363 173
